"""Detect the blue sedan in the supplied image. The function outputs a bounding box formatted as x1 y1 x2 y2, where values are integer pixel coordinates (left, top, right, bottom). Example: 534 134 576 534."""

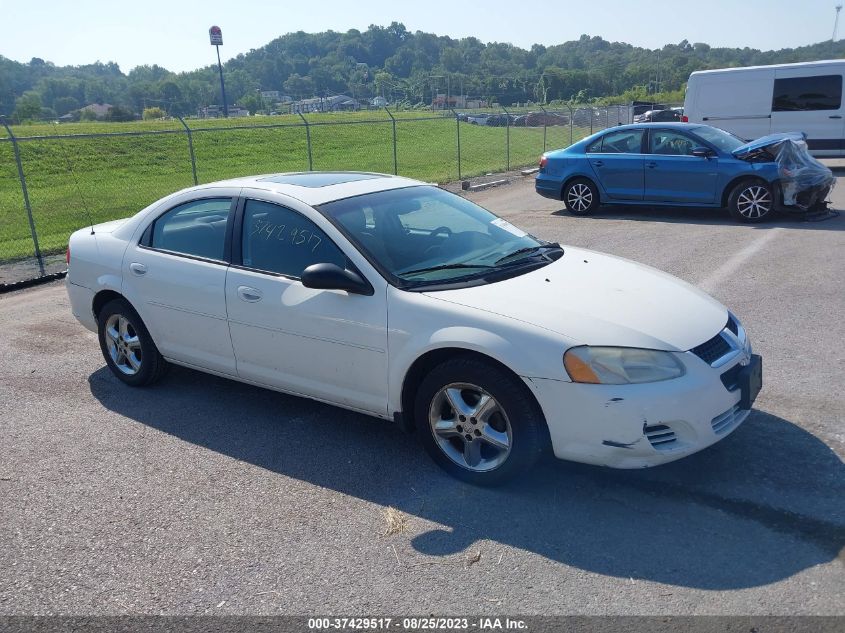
536 123 803 223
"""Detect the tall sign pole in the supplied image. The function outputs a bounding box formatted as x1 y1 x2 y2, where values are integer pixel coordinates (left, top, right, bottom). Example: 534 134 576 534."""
209 25 228 117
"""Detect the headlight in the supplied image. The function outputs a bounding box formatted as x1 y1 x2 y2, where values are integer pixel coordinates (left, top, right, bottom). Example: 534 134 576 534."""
563 346 686 384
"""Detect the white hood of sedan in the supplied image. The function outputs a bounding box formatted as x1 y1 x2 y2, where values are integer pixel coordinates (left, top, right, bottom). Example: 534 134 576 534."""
424 246 727 351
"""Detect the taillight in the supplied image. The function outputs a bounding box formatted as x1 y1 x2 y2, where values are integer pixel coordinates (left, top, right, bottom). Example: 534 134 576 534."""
539 155 548 171
66 245 70 266
681 115 689 122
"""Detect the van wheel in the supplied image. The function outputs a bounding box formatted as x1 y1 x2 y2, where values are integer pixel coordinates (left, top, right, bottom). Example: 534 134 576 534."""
563 178 599 216
728 180 774 223
97 299 168 387
415 357 547 486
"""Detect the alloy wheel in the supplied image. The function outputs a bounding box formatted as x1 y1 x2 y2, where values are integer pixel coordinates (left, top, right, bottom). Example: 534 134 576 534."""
567 183 593 212
736 185 772 219
428 382 513 472
104 314 143 376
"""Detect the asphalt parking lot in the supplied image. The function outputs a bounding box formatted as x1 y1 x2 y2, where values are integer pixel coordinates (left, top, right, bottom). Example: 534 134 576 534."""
1 177 843 616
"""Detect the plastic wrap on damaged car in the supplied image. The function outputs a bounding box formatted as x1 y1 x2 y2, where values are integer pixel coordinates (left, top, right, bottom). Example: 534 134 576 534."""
733 132 836 210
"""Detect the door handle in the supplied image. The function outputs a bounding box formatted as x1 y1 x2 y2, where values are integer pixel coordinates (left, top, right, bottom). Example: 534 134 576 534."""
129 262 147 276
829 115 842 119
592 160 604 167
646 161 657 168
237 286 263 302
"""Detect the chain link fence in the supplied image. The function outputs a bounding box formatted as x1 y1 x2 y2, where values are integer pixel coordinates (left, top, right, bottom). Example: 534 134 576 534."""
0 103 673 286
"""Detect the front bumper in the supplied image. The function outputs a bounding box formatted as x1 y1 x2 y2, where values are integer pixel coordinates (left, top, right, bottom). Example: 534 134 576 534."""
523 352 754 468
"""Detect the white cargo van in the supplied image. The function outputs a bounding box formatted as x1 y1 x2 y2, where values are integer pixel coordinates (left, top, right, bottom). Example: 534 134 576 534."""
684 60 845 156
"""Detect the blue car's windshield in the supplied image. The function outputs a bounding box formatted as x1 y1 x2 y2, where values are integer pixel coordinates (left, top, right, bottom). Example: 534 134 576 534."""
692 126 746 152
320 186 557 286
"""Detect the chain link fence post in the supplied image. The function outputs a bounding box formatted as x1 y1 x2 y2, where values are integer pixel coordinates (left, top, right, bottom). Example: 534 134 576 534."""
297 112 313 171
450 108 461 181
384 106 398 175
176 116 198 186
568 105 574 145
502 106 511 171
1 117 45 277
540 105 548 153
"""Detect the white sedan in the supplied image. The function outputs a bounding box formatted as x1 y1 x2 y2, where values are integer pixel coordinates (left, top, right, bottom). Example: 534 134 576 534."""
66 172 762 485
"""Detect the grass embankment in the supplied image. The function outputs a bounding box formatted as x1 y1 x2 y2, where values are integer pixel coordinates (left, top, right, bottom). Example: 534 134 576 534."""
0 110 582 260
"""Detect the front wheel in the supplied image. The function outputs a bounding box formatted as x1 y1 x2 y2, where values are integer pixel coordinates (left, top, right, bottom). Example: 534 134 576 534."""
728 180 775 223
563 178 600 216
415 357 547 485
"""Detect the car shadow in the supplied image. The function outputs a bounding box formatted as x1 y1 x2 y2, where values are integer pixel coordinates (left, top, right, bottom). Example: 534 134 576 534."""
550 205 845 231
88 365 844 591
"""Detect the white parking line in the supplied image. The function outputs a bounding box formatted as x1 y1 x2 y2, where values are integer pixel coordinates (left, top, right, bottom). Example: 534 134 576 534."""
698 228 783 293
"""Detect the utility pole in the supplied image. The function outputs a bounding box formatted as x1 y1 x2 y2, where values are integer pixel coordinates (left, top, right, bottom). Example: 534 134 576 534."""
835 5 843 41
209 26 228 117
655 49 661 98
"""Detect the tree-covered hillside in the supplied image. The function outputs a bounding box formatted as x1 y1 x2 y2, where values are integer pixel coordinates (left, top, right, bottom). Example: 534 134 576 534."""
3 23 845 121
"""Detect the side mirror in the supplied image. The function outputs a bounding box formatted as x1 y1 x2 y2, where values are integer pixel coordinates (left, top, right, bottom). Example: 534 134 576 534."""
301 263 373 296
692 147 714 158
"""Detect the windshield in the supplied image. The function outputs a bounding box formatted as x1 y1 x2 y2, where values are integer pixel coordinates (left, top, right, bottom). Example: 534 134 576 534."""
320 186 554 286
691 126 745 152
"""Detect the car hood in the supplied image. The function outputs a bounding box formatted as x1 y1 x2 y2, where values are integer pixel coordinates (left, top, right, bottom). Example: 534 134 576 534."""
732 132 807 158
423 247 727 351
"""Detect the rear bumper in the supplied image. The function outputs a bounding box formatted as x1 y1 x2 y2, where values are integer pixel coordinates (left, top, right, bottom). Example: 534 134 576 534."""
66 279 97 333
535 174 563 200
522 352 752 468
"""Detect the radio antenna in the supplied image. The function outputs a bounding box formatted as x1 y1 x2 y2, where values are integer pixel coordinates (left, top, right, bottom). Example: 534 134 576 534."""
56 127 96 235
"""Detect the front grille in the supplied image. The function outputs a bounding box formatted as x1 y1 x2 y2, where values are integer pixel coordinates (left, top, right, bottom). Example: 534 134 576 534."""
720 364 742 391
711 405 742 435
644 423 677 450
690 332 732 365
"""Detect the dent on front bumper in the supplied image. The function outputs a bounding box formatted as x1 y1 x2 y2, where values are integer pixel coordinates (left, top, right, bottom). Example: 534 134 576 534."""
522 352 751 468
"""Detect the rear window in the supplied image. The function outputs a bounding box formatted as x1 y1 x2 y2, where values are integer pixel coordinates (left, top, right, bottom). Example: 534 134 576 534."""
772 75 842 111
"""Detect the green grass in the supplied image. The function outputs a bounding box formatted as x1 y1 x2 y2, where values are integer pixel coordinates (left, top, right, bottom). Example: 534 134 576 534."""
0 110 583 262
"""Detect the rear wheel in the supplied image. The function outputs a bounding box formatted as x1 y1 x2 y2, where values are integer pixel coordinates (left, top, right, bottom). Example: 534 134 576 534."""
415 357 547 485
728 179 774 223
563 178 600 216
97 298 168 387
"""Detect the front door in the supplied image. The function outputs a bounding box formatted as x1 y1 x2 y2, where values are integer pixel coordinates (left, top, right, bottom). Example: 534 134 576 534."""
643 129 719 204
121 196 237 375
770 70 845 156
225 197 389 416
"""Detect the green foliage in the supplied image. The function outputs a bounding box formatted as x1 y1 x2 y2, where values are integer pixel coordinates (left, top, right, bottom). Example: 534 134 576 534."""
3 30 845 120
104 105 135 121
142 106 167 120
13 91 42 122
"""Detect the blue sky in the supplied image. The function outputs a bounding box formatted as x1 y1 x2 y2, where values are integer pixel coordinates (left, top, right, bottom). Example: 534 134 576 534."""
4 0 840 73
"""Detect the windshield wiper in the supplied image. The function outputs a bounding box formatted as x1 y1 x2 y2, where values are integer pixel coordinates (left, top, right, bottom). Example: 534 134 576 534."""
495 243 562 265
399 263 496 277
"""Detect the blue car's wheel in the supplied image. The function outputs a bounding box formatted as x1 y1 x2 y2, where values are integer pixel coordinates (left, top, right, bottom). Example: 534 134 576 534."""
563 178 599 216
729 179 774 223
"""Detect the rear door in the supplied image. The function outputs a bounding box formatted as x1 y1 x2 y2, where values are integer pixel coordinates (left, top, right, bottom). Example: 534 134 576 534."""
586 128 645 200
122 193 238 375
643 129 719 204
770 69 845 156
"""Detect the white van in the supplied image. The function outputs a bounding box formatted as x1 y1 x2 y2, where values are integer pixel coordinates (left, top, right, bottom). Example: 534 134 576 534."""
684 59 845 156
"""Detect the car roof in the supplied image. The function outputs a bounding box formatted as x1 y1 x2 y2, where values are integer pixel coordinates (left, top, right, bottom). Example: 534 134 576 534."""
604 122 702 131
189 171 426 206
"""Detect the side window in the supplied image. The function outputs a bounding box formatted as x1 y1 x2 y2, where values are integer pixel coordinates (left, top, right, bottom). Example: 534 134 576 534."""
773 75 842 111
150 198 232 261
593 129 644 154
649 130 696 156
586 138 602 153
241 199 346 278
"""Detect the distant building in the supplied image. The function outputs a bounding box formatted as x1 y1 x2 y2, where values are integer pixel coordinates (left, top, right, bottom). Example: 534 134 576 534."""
371 96 388 107
260 90 281 102
197 105 250 118
291 94 359 114
79 103 113 118
431 94 487 110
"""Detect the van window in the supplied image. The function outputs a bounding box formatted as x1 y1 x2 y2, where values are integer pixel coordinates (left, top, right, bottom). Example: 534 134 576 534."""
772 75 842 111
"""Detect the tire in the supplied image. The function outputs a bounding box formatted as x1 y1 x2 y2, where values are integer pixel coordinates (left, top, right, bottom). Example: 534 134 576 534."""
97 298 168 387
728 179 775 223
415 357 548 486
563 178 600 216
